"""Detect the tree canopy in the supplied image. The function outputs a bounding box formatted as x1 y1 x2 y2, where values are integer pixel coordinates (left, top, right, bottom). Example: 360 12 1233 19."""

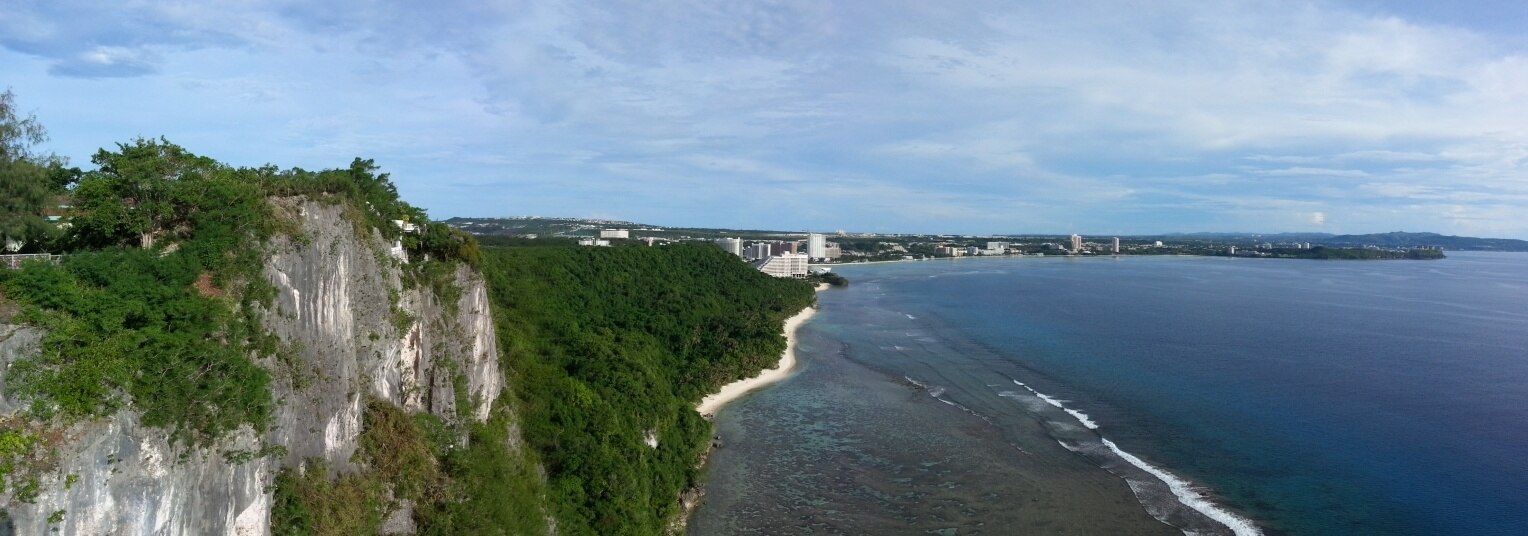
0 89 66 251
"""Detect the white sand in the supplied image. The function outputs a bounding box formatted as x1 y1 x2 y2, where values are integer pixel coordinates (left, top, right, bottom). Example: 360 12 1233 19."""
696 303 819 417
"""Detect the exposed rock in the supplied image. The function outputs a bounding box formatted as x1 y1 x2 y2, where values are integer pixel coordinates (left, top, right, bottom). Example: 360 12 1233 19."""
0 198 506 535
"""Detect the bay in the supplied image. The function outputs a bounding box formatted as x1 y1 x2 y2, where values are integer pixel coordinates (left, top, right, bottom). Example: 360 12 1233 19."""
691 252 1528 535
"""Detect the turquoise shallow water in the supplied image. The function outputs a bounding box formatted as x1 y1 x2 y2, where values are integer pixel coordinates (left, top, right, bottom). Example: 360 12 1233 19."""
692 252 1528 535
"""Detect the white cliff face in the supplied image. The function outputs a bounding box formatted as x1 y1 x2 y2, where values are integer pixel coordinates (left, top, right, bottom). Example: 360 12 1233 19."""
0 199 504 535
459 272 503 422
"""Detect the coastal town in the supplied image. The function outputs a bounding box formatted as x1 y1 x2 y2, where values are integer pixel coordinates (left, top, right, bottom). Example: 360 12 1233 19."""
442 217 1458 279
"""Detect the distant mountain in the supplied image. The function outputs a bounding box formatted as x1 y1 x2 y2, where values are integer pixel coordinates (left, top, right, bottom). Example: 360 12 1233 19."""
445 217 808 240
447 218 1528 252
1156 232 1336 240
1317 232 1528 251
445 216 651 237
1140 231 1527 251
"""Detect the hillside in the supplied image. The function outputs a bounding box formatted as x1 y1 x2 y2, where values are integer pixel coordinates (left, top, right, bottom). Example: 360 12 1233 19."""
446 217 805 241
1318 232 1528 251
0 137 816 534
0 139 518 534
482 244 815 535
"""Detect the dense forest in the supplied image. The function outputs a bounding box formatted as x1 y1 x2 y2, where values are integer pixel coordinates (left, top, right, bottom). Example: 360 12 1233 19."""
2 90 817 533
1257 247 1445 260
483 244 815 535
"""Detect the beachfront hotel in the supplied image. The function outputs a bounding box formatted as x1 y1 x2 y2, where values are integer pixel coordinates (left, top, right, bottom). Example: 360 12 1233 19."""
754 252 809 278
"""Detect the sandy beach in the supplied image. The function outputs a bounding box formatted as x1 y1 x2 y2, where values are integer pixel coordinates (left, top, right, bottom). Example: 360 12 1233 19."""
696 285 825 417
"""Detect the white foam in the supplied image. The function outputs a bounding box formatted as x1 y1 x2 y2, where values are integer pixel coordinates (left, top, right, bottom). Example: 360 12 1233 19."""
1101 438 1263 536
1034 393 1100 430
905 313 917 319
1010 380 1099 429
1008 378 1260 535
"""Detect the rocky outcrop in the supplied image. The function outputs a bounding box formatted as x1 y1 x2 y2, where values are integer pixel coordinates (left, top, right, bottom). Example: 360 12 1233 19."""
0 198 503 535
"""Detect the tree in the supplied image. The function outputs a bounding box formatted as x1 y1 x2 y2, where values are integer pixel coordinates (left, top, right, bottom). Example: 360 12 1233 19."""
0 89 63 252
69 137 222 249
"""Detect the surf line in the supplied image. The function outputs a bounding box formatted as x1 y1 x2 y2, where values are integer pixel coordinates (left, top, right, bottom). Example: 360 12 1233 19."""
1010 379 1262 536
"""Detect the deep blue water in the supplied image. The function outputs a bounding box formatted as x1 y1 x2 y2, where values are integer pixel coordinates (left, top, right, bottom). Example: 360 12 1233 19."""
692 251 1528 535
819 252 1528 535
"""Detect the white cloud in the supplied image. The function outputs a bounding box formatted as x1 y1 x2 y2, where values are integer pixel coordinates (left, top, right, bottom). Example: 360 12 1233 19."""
3 0 1528 236
1257 167 1372 178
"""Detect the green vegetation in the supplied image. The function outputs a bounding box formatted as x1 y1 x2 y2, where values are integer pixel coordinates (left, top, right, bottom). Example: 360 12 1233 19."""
812 271 849 287
483 244 814 534
0 134 482 443
252 242 818 534
414 406 550 535
1253 247 1445 260
0 426 38 492
271 398 551 536
6 90 810 532
270 458 389 536
0 94 484 513
1 250 274 444
0 89 71 253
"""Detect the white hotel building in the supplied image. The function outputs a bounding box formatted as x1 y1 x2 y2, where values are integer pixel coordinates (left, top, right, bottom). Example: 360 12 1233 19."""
755 253 809 278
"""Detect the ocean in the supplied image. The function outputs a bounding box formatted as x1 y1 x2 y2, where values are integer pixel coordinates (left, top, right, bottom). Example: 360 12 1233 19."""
688 251 1528 535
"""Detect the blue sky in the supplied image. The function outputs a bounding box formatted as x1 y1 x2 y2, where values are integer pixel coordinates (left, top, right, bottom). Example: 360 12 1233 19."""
4 1 1528 237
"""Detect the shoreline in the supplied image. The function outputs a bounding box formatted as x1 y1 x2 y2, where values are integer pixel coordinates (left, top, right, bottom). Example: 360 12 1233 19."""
696 284 825 417
673 283 825 534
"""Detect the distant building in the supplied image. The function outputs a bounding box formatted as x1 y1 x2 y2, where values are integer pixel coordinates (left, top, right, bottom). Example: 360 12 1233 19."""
599 229 629 239
824 245 842 259
965 246 981 256
808 233 827 258
578 238 611 247
1112 237 1120 254
755 253 809 278
392 220 420 234
1228 245 1237 255
1154 240 1164 247
1070 234 1083 253
986 242 1008 254
716 238 743 257
747 242 771 260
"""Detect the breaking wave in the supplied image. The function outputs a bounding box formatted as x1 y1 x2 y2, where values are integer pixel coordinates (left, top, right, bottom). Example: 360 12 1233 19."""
1010 380 1098 429
1102 438 1263 536
1006 379 1260 536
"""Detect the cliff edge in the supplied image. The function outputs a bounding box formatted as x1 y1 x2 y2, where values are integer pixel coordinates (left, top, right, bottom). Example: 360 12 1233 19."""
0 198 507 535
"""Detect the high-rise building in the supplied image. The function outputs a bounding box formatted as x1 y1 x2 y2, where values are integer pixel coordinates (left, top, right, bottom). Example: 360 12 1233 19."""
599 229 629 239
715 238 743 257
1112 237 1120 254
1070 234 1083 253
755 253 809 278
808 233 827 258
747 242 771 260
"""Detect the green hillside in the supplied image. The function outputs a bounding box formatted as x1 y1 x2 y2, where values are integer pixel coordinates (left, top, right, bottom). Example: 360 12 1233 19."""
482 244 814 535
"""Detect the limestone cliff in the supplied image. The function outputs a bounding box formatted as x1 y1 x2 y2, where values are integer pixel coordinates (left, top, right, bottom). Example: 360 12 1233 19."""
0 198 505 535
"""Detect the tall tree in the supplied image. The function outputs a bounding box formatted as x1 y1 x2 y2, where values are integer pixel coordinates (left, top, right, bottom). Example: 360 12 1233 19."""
0 89 61 252
69 137 222 249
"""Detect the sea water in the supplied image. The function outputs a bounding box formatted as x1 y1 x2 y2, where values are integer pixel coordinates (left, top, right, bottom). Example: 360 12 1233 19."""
690 252 1528 535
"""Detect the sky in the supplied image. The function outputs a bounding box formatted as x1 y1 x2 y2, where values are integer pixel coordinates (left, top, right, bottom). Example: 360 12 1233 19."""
3 1 1528 238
